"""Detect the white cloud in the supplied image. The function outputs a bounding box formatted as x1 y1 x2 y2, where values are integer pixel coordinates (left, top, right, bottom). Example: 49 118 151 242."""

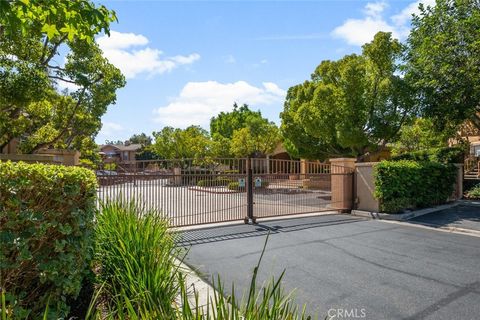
98 121 124 141
391 0 436 36
364 1 388 18
332 0 435 46
153 81 286 128
97 31 200 79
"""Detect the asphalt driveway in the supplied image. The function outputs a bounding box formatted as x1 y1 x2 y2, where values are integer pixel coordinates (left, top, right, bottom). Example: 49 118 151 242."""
181 214 480 319
408 202 480 233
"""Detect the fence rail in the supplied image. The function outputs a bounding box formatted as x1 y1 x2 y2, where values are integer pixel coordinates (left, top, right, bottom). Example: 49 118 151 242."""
97 158 352 227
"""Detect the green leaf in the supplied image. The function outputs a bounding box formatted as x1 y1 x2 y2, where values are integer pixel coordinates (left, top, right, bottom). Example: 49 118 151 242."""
41 23 58 39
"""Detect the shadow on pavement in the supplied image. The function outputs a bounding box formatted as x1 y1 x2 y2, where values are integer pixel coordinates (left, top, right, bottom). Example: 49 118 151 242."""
175 215 365 247
409 203 480 232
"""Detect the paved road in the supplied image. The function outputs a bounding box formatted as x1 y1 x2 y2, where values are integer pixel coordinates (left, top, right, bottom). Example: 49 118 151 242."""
181 214 480 319
409 202 480 232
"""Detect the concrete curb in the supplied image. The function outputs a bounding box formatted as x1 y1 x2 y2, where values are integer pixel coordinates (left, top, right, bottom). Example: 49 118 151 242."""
188 186 241 194
175 259 218 311
351 202 460 221
380 219 480 238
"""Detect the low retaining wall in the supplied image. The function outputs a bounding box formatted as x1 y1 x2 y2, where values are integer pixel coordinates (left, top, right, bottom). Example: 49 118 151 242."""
303 175 331 190
0 149 80 166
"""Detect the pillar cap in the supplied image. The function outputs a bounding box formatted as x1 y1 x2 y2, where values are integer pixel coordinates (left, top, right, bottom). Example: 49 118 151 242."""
329 158 357 163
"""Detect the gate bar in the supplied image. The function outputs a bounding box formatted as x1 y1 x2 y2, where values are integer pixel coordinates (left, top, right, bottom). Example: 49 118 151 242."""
246 157 255 224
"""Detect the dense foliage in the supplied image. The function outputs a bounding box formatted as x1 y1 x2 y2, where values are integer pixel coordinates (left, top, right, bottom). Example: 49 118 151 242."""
210 103 262 140
210 103 281 157
0 161 97 318
391 146 465 164
391 118 450 156
152 126 211 159
465 183 480 199
405 0 480 131
281 32 414 160
374 160 457 213
93 201 180 318
0 0 125 156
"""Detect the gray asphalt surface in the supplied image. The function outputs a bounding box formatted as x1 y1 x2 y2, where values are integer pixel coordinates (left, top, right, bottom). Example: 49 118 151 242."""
409 202 480 232
181 214 480 319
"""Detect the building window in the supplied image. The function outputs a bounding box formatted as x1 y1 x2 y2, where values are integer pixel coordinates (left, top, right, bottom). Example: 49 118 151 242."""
123 151 129 160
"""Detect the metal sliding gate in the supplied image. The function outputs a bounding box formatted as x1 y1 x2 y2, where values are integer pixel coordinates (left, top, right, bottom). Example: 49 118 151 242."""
96 158 351 227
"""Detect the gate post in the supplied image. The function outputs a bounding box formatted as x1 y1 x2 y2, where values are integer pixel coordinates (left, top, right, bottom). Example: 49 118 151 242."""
246 157 255 224
329 158 356 212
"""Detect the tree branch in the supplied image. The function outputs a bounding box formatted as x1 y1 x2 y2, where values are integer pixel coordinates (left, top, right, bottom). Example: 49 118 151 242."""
49 75 78 84
40 37 49 64
41 35 68 66
30 87 87 153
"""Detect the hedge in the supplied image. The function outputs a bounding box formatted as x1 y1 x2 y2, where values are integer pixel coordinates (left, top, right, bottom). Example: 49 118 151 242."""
196 177 233 187
0 161 97 318
374 160 457 213
391 146 465 164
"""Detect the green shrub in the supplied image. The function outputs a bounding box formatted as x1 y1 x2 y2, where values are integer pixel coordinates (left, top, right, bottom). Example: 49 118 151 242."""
197 176 233 187
228 181 245 191
93 200 180 318
0 161 97 318
221 169 240 174
374 160 457 213
391 146 465 164
465 184 480 199
103 162 117 171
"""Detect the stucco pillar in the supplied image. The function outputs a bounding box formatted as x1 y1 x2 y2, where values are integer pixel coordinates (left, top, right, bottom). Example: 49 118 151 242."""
329 158 356 212
173 167 182 185
300 159 307 179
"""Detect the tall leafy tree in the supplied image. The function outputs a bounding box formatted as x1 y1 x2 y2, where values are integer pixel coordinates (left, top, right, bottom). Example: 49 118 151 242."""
405 0 480 131
152 126 211 159
210 103 262 139
210 103 281 157
230 118 281 157
281 32 415 160
0 0 125 154
128 133 153 146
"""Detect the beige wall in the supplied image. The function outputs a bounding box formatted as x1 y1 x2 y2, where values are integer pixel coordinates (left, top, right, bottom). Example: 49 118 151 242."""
354 163 380 212
329 158 356 212
37 149 80 166
0 149 80 166
0 154 59 164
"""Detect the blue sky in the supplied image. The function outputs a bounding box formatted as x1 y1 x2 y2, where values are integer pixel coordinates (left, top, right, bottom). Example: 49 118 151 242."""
94 0 434 143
